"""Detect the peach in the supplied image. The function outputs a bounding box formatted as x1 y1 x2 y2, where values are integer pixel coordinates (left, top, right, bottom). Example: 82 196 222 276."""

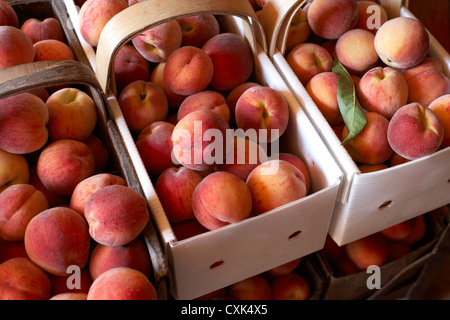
358 163 389 173
70 173 127 217
155 166 203 223
334 257 360 276
83 134 110 173
271 273 310 300
322 235 344 264
401 214 427 245
203 32 254 91
164 45 214 96
235 86 290 143
46 87 98 141
357 67 409 119
0 26 34 70
267 258 302 277
406 69 450 107
192 171 252 230
49 266 92 295
0 184 48 241
0 92 49 154
132 21 182 64
177 90 230 123
285 7 310 53
36 139 95 196
277 152 311 193
286 42 333 86
389 152 410 167
0 257 51 300
28 165 68 208
149 62 185 108
114 44 151 94
78 0 128 47
0 148 29 193
226 82 261 127
136 121 175 176
28 87 49 102
229 275 272 300
246 160 307 216
171 218 209 241
171 109 230 171
50 292 88 300
380 220 413 241
342 111 393 165
355 1 388 34
177 14 220 48
24 207 91 276
0 241 28 263
429 94 450 149
89 238 152 280
387 103 444 160
386 241 411 262
345 232 389 270
307 0 358 40
84 185 149 246
401 57 443 82
87 267 157 300
306 72 343 125
374 17 429 69
118 80 169 133
0 0 18 27
33 39 75 62
20 17 65 43
335 29 379 76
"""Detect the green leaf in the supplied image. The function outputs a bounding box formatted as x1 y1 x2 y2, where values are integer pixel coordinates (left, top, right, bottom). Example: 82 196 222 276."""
332 58 367 145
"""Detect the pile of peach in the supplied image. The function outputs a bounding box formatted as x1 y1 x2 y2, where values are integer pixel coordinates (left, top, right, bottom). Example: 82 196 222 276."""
256 0 450 171
78 0 312 235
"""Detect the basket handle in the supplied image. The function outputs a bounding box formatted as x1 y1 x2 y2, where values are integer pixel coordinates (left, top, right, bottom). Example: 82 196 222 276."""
95 0 266 96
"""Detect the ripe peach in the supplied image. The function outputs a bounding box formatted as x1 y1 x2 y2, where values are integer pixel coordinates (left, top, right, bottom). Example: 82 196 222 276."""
177 14 220 48
277 152 311 193
322 235 345 264
358 163 389 173
24 207 91 276
0 257 51 300
149 62 185 108
70 173 127 217
0 184 48 241
0 241 28 263
402 57 443 82
163 45 214 96
0 0 18 27
246 160 307 216
389 152 410 167
131 20 182 63
83 134 110 173
155 166 203 223
20 17 65 43
171 218 209 241
229 275 272 300
28 165 68 208
177 90 230 123
335 29 379 76
0 92 49 154
192 171 252 230
203 32 254 91
374 17 429 69
407 69 450 107
286 42 333 86
387 103 444 160
355 1 388 34
87 267 157 300
357 67 409 119
429 94 450 149
307 0 358 40
226 82 261 127
334 257 360 275
0 26 34 70
33 39 75 61
267 258 302 276
343 111 393 165
0 148 30 194
114 44 151 94
401 215 427 245
271 273 310 300
345 232 389 270
84 185 149 246
285 7 310 53
380 220 413 241
50 292 88 300
36 139 95 196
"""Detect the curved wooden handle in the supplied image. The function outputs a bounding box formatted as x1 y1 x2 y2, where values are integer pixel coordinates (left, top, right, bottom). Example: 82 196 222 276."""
95 0 266 95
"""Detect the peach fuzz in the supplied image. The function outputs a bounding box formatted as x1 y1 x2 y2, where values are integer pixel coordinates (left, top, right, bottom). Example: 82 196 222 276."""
131 20 182 63
345 232 389 270
306 71 342 125
401 57 443 82
342 111 393 165
49 266 92 295
149 62 185 108
0 257 51 300
335 29 379 76
381 220 413 241
285 7 310 53
0 0 18 27
84 134 110 173
0 26 34 70
114 44 151 94
177 14 220 48
357 67 408 119
177 90 230 123
0 92 49 154
50 293 88 300
192 171 252 230
401 214 427 245
87 267 157 300
136 121 175 176
307 0 358 40
70 173 127 217
246 160 307 216
24 207 91 276
78 0 128 47
271 273 310 300
407 69 450 107
171 109 230 171
164 45 214 96
226 82 261 127
155 166 203 223
355 1 388 34
0 184 48 241
84 185 149 246
89 238 152 280
387 103 444 160
20 17 65 43
229 275 272 300
429 94 450 149
374 17 429 69
203 32 254 91
286 42 333 86
0 148 30 194
36 139 95 196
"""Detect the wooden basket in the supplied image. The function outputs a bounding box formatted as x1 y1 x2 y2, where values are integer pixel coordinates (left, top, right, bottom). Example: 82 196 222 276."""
260 0 450 246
